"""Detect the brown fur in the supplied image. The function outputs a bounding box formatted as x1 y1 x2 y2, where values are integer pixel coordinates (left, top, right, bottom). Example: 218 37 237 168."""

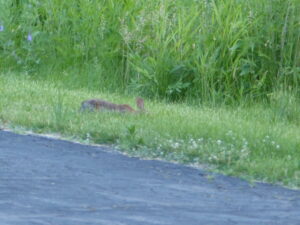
80 97 145 113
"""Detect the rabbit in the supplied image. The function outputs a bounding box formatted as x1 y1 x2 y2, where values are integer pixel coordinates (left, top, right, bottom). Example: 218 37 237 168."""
80 97 145 113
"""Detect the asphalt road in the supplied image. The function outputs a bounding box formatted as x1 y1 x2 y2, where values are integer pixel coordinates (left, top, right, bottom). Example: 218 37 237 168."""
0 130 300 225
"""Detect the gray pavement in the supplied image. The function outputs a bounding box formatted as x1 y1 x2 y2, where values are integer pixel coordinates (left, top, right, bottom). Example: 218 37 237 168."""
0 130 300 225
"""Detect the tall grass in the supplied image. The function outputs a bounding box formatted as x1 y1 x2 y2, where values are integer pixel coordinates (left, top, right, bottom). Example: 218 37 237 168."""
0 0 299 102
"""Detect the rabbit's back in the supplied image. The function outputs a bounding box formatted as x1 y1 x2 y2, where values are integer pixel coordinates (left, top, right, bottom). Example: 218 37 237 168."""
80 99 134 112
80 99 110 111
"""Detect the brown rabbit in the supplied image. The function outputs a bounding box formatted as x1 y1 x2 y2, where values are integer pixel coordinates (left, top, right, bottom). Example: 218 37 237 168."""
80 97 145 113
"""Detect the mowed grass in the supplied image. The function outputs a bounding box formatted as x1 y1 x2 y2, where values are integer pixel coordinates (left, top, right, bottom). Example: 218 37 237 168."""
1 73 300 188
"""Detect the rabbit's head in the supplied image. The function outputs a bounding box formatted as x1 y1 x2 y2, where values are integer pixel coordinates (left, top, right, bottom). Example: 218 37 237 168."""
136 97 145 111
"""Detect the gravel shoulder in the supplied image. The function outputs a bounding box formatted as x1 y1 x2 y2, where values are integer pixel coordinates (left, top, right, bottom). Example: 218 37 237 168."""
0 130 300 225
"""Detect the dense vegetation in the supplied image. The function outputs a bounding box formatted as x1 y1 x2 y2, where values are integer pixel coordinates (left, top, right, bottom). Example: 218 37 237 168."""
0 0 299 102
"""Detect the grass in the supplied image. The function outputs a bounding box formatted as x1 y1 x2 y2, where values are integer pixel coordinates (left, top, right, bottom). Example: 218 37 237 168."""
1 73 300 188
0 0 299 102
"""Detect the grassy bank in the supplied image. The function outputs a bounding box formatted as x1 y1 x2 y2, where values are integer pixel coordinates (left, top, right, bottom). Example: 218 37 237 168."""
1 74 300 188
0 0 299 187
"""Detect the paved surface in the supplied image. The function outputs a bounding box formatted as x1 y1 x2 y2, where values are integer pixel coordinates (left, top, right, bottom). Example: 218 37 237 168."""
0 130 300 225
